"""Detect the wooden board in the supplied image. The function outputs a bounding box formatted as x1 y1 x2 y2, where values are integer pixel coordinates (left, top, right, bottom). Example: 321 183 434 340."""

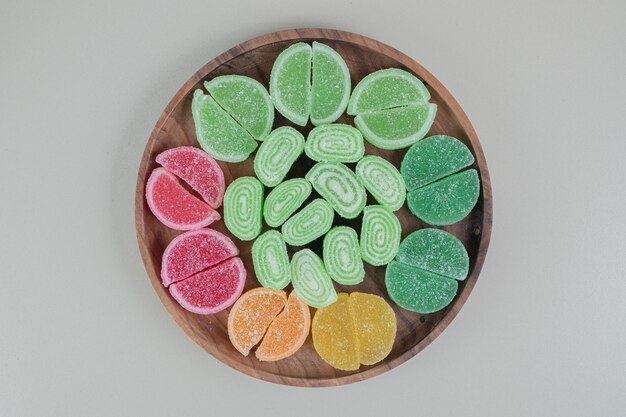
134 28 493 387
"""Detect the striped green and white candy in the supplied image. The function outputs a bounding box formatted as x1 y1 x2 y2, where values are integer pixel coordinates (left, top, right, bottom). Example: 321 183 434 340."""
223 176 264 241
291 249 338 308
305 124 364 163
305 162 366 219
263 178 312 228
252 230 291 290
254 126 304 187
356 155 406 211
281 199 334 246
270 42 312 126
323 226 364 285
360 205 401 266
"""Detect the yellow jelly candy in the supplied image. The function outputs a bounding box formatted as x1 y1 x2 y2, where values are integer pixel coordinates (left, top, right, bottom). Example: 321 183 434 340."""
312 292 397 370
312 293 360 371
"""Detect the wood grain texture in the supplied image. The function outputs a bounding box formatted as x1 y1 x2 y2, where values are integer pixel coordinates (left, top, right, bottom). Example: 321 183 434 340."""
134 28 493 387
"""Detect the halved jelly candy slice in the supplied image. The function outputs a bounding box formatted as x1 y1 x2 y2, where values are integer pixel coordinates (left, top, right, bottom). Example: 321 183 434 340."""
360 205 401 266
252 230 291 290
305 124 364 163
169 257 246 314
253 126 304 187
354 103 437 150
355 155 405 211
263 178 312 228
191 90 257 162
161 228 239 286
305 162 366 219
256 292 311 362
407 169 480 226
310 42 351 126
401 135 475 191
347 68 430 115
270 42 312 126
290 249 337 308
385 261 458 314
312 293 360 371
348 292 396 366
396 228 469 281
223 176 264 241
145 168 220 231
228 287 287 356
323 226 364 285
204 75 274 141
281 199 334 247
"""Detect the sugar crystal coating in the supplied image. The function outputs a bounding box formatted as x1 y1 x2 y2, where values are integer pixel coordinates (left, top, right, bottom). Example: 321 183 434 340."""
254 126 304 187
169 257 246 314
310 42 351 126
407 169 480 225
306 162 366 219
223 176 264 241
252 230 291 290
305 124 364 163
396 228 469 280
360 205 401 266
290 249 337 308
263 178 312 227
281 199 334 246
356 155 406 211
270 42 312 126
323 226 364 285
191 89 257 162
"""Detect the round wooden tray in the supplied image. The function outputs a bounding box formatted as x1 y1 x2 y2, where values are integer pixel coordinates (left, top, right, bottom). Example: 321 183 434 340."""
135 28 492 387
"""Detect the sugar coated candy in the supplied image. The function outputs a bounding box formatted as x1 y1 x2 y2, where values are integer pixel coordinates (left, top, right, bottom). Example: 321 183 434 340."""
281 199 334 247
310 42 351 126
360 205 401 266
254 126 304 187
355 155 405 211
252 230 291 290
305 124 364 163
263 178 312 228
290 249 337 308
270 42 312 126
223 176 264 241
305 162 366 219
323 226 364 285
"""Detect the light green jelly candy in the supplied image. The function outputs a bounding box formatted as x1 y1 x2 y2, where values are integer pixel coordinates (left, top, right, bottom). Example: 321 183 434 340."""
323 226 364 285
263 178 312 227
401 135 475 191
347 68 431 115
356 155 405 211
223 176 263 241
310 42 351 126
305 124 364 163
385 261 458 314
396 228 469 281
204 75 274 141
291 249 338 308
360 205 401 266
407 169 480 226
254 126 304 187
305 162 366 219
281 199 334 246
252 230 291 290
354 103 437 150
191 90 257 162
270 42 312 126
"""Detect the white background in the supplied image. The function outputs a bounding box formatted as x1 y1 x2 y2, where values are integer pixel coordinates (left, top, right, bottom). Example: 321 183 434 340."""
2 1 625 416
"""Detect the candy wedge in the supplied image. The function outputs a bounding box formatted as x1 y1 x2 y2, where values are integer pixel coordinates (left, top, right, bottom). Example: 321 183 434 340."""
310 42 351 126
270 42 312 126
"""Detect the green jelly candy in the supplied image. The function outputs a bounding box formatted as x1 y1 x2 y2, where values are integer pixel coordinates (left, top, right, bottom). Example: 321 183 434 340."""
354 103 437 150
401 135 475 191
360 205 401 266
281 199 334 246
254 126 304 187
191 90 257 162
407 169 480 226
305 162 366 219
310 42 351 126
204 75 274 141
291 249 338 308
263 178 312 227
385 261 458 314
396 228 469 280
347 68 431 115
305 124 364 163
323 226 364 285
270 42 312 126
252 230 291 290
223 176 264 241
355 155 406 211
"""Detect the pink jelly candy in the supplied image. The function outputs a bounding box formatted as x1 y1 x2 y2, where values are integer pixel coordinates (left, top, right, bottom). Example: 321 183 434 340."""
146 168 220 231
169 257 246 314
161 228 239 286
156 146 225 209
